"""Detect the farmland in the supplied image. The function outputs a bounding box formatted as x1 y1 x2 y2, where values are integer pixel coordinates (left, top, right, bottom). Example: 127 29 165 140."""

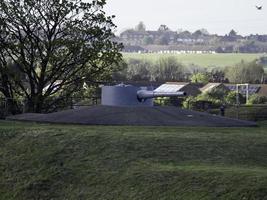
123 53 266 68
1 121 267 199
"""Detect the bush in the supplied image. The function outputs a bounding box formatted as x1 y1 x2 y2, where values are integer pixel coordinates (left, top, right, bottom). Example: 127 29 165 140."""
154 97 170 106
225 91 246 105
247 94 267 105
196 88 229 107
190 73 209 84
182 96 198 109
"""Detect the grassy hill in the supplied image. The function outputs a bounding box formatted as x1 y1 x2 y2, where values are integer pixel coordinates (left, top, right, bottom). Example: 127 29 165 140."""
1 121 267 199
123 53 265 68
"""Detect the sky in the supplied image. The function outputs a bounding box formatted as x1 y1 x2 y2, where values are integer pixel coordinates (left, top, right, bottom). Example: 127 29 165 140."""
103 0 267 35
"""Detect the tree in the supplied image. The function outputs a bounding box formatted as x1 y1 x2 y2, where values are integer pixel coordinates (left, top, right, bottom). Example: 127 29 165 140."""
229 29 237 37
125 59 152 81
135 21 146 32
222 29 238 42
196 88 229 106
0 0 122 113
199 28 209 35
143 36 154 45
225 91 246 105
210 68 225 82
158 24 170 32
152 57 185 81
178 31 191 38
190 73 209 84
0 61 22 114
192 30 203 38
224 60 264 84
155 34 169 45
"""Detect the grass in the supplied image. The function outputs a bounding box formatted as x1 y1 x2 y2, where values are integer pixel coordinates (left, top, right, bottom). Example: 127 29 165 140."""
123 53 265 68
1 120 267 199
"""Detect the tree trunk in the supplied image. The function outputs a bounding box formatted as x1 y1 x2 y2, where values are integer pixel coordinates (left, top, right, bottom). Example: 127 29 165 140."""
5 98 20 115
24 98 35 113
24 94 44 113
35 97 44 113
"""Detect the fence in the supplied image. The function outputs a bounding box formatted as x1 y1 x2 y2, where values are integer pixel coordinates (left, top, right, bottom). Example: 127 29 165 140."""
69 96 100 109
207 105 267 121
224 105 267 121
0 96 101 118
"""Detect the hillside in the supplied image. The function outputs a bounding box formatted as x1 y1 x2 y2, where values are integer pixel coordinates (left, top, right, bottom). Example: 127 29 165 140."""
123 53 265 68
1 121 267 199
7 106 256 127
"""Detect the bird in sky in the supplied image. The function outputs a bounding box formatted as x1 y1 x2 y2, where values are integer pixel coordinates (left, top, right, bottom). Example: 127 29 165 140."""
256 5 262 10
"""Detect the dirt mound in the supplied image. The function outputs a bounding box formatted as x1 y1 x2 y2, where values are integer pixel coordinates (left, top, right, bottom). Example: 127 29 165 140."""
7 105 256 127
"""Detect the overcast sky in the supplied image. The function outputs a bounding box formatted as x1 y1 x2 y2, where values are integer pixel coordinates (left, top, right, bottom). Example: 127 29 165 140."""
104 0 267 35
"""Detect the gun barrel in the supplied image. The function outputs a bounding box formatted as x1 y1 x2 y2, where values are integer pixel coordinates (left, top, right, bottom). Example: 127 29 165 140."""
137 90 186 101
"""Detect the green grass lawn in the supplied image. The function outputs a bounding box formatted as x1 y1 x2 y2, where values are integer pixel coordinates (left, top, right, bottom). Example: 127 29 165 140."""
1 121 267 199
123 53 265 68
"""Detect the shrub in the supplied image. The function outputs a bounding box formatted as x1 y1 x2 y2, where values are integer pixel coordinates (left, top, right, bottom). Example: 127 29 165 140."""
190 73 210 84
247 94 267 105
182 96 198 109
225 91 246 105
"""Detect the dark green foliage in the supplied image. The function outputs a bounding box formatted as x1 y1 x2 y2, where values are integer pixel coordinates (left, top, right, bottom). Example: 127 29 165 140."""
190 72 210 84
182 96 198 109
1 121 267 199
193 88 229 107
225 91 246 105
247 94 267 105
143 36 154 45
0 0 122 113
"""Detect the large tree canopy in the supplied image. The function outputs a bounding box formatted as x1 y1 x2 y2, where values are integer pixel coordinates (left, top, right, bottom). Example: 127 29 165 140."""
224 60 264 84
0 0 122 113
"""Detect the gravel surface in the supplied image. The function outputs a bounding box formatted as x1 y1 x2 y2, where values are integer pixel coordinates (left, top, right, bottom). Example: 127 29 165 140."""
7 105 257 127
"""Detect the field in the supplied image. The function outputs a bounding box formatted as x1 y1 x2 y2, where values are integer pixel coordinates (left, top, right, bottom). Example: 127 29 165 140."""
1 121 267 199
123 53 266 68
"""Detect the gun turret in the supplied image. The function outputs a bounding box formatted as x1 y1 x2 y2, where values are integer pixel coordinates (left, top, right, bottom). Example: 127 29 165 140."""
101 84 186 106
137 90 186 102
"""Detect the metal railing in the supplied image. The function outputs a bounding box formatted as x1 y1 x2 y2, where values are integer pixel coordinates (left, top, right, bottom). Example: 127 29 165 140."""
206 105 267 121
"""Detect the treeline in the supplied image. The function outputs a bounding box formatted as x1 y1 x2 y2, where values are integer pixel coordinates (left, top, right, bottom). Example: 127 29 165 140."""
113 57 265 84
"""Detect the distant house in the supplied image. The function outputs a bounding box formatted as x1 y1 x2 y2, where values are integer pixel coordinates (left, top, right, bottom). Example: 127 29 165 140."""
154 82 201 97
200 83 230 93
120 30 148 45
120 29 179 46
